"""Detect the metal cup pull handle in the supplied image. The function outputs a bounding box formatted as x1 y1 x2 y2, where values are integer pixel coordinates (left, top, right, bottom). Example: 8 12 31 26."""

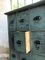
34 40 40 50
16 40 21 45
20 19 24 23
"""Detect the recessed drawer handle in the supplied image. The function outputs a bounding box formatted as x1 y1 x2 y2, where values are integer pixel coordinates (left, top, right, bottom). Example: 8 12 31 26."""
33 16 41 21
20 19 24 23
16 40 21 45
22 58 26 60
34 40 40 50
34 40 40 45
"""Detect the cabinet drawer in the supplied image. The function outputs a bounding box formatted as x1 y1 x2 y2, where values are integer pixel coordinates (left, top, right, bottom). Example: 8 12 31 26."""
8 14 16 31
9 32 15 50
32 54 45 60
31 32 45 55
10 51 19 60
14 32 26 52
14 31 30 53
16 11 29 31
29 6 45 31
20 53 30 60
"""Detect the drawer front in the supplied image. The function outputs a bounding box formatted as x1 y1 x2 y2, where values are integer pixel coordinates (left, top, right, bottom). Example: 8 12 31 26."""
32 54 45 60
20 53 30 60
9 32 15 50
16 11 29 31
29 6 45 31
8 14 16 31
10 51 19 60
14 32 26 52
31 32 45 55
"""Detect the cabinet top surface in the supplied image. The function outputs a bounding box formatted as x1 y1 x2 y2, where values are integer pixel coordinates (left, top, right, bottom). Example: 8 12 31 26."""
5 1 45 15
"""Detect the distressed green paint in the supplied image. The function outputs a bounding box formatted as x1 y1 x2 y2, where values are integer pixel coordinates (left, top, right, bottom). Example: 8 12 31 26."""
29 6 45 31
8 14 17 32
31 32 45 56
16 11 29 31
14 32 26 53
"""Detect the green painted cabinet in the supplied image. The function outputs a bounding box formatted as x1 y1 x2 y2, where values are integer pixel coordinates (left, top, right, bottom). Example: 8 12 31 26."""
5 1 45 60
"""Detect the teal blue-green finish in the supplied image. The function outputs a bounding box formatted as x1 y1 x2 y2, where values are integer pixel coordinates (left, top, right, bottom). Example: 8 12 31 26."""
14 32 26 53
31 32 45 56
10 50 19 60
29 6 45 31
8 14 17 32
20 52 30 60
8 11 29 32
16 11 29 31
9 32 15 50
5 1 45 60
32 54 45 60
